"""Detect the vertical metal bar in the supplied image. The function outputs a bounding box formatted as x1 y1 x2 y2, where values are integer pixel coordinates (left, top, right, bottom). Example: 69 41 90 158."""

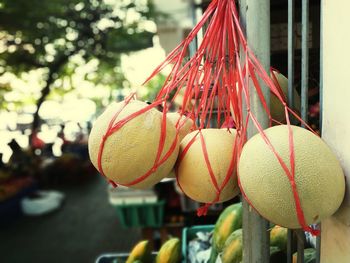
287 1 296 263
319 0 324 133
296 229 305 263
316 224 321 263
189 0 198 56
240 0 270 262
301 0 309 126
287 229 293 263
288 0 295 112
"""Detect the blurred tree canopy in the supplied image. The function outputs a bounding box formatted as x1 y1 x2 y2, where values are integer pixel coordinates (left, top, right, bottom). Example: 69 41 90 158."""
0 0 157 141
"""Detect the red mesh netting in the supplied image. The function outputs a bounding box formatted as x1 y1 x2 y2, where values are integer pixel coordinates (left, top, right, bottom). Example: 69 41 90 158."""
96 0 319 235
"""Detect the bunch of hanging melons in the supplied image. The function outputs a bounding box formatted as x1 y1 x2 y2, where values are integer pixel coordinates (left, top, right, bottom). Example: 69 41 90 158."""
88 72 345 230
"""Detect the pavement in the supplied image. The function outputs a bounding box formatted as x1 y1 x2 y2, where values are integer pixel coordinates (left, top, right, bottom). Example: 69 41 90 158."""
0 175 141 263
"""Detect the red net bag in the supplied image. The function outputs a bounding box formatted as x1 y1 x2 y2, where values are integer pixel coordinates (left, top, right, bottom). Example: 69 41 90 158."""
88 0 346 235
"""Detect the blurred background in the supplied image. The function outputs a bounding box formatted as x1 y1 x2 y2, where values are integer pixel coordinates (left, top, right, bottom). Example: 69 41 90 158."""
0 0 321 262
0 1 208 262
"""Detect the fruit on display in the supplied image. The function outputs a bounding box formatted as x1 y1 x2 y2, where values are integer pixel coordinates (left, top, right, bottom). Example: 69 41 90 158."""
167 112 194 178
125 240 152 263
167 112 194 142
293 248 316 263
217 227 287 263
209 203 242 262
238 125 345 228
270 225 288 251
220 229 243 263
88 100 179 189
156 238 181 263
177 129 240 203
270 70 301 122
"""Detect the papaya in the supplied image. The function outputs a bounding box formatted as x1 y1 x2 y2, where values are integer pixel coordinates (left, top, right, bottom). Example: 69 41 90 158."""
126 240 152 263
156 238 181 263
220 229 243 263
293 248 316 263
209 203 243 263
270 225 288 251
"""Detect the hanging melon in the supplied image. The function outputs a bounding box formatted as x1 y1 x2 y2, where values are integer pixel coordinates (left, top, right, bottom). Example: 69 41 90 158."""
166 112 194 178
270 70 301 123
238 125 345 229
177 128 239 203
167 112 194 142
88 99 179 189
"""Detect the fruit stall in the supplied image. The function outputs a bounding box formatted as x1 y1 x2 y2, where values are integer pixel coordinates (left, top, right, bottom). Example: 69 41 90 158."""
86 0 350 262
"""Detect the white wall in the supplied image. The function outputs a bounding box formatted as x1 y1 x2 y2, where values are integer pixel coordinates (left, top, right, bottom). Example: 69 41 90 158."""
321 0 350 262
153 0 193 54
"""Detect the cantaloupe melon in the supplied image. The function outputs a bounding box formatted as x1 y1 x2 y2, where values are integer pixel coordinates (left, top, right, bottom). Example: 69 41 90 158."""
88 100 179 189
177 129 239 203
167 112 194 142
238 125 345 229
167 112 194 178
270 71 301 122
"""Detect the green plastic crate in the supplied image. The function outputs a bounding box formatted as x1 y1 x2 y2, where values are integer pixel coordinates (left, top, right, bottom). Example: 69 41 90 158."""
95 252 157 263
182 225 214 263
114 200 165 228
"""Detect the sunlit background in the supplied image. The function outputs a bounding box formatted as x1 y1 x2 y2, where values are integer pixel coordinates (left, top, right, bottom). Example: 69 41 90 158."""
0 0 195 162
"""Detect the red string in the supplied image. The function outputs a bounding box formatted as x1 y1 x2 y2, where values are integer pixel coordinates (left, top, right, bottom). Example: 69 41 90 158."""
94 0 321 235
97 96 178 188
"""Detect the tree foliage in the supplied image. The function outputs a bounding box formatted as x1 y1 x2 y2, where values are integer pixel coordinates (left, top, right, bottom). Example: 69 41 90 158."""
0 0 157 138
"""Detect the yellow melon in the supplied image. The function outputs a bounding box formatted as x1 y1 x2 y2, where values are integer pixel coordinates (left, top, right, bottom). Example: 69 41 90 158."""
88 100 179 189
166 112 194 178
167 112 194 142
177 128 240 203
238 125 345 229
270 71 301 122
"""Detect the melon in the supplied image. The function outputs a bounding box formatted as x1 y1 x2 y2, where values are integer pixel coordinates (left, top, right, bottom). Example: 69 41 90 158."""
88 100 179 189
238 125 345 229
167 112 194 142
167 112 194 178
270 70 301 122
177 128 239 203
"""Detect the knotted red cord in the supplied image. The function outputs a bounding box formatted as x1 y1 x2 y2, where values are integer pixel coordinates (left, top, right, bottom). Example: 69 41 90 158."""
138 0 320 235
97 94 179 188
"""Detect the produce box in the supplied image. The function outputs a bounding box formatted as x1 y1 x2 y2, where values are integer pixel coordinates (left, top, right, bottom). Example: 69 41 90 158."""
182 225 214 263
108 185 165 228
113 200 165 228
108 185 158 205
95 252 157 263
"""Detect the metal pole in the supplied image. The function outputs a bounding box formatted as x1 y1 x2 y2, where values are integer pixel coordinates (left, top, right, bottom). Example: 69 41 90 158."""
189 0 198 55
319 0 324 133
316 225 321 263
287 229 293 263
301 0 309 126
239 0 270 262
287 1 296 262
288 0 295 112
296 229 305 263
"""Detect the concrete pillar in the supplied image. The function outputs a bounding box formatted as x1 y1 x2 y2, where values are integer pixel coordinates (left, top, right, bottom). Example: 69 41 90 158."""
321 0 350 262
